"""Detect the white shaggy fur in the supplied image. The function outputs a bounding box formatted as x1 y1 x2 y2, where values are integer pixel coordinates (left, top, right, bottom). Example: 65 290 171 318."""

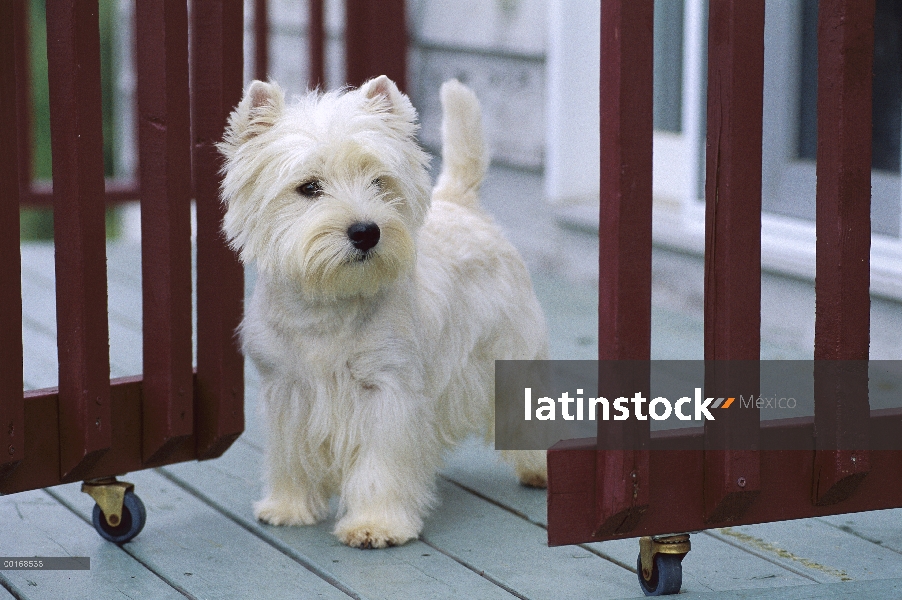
219 76 548 548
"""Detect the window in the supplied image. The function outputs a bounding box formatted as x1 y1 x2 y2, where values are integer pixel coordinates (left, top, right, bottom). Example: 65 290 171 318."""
650 0 902 299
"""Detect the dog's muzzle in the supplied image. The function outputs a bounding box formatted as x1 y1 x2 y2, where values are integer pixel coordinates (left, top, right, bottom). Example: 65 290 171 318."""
347 222 380 254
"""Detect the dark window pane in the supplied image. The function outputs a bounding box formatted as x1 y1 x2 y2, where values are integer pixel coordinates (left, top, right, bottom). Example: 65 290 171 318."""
654 0 685 133
798 0 901 174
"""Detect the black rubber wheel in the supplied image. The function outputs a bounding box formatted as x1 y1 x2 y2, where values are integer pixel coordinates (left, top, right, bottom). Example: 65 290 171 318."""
637 553 683 596
92 491 146 544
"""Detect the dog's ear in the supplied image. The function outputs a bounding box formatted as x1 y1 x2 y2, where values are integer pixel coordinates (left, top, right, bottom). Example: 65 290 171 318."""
220 80 285 155
360 75 417 124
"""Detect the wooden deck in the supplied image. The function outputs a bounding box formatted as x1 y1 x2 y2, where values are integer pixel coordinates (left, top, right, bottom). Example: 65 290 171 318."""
6 169 902 599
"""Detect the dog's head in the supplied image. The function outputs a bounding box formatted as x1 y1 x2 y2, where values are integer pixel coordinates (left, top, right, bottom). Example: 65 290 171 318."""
218 76 432 299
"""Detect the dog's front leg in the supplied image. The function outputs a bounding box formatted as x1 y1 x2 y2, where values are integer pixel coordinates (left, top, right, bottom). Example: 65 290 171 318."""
333 403 440 549
254 382 331 527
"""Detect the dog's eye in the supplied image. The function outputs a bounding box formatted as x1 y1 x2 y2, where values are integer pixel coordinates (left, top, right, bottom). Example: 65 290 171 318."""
371 177 383 189
297 180 323 198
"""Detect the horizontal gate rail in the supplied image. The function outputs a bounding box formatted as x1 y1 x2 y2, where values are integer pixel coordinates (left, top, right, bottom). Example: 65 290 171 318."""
21 181 140 207
548 0 893 546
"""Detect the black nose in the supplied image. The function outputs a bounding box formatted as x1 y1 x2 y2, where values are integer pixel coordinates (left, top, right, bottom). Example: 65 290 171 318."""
347 222 380 252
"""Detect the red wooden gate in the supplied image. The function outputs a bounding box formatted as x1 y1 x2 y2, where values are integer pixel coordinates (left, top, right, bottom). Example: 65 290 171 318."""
0 0 245 493
547 0 894 552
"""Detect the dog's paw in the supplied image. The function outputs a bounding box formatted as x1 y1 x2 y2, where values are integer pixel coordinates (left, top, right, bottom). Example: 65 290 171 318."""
253 497 325 526
517 470 548 489
334 517 418 549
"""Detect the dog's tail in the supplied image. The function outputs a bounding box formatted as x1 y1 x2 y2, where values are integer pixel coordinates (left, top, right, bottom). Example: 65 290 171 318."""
433 79 489 208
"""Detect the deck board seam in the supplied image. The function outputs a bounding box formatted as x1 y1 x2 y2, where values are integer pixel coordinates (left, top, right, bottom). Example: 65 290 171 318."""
416 535 530 600
439 475 640 573
816 517 902 557
154 467 364 600
40 488 197 599
0 575 23 600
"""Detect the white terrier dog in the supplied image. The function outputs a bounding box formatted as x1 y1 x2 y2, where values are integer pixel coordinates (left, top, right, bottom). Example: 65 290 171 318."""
218 75 548 548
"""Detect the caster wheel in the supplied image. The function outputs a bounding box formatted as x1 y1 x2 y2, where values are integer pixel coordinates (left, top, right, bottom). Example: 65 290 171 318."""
637 552 683 596
92 490 146 544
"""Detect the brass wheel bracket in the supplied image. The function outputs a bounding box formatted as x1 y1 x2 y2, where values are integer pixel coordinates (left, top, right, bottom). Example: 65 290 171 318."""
639 534 691 582
81 477 134 528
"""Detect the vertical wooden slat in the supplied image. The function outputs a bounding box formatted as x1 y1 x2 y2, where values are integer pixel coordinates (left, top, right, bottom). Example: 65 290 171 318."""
308 0 325 89
46 0 111 480
137 0 194 465
0 0 25 479
703 0 764 522
345 0 407 91
595 0 653 536
254 0 269 81
192 0 246 460
812 0 875 506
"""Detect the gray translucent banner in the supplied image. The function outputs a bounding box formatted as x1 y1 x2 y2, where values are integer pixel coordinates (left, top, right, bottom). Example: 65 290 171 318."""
494 360 902 450
0 557 90 570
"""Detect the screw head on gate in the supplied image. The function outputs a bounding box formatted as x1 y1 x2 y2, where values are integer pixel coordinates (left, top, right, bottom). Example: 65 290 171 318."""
7 445 14 456
737 477 746 488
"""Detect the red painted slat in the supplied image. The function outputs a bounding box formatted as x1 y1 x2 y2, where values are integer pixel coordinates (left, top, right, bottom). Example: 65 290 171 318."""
136 0 194 465
45 0 112 480
308 0 325 89
192 0 245 460
595 0 653 536
0 0 25 479
812 0 875 505
702 0 765 523
253 0 269 81
344 0 407 91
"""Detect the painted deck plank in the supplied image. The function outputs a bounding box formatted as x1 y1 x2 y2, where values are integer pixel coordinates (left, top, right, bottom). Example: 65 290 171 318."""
707 519 902 583
160 438 517 600
818 508 902 553
424 478 640 599
47 471 353 600
0 489 186 600
676 578 902 599
441 437 814 594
